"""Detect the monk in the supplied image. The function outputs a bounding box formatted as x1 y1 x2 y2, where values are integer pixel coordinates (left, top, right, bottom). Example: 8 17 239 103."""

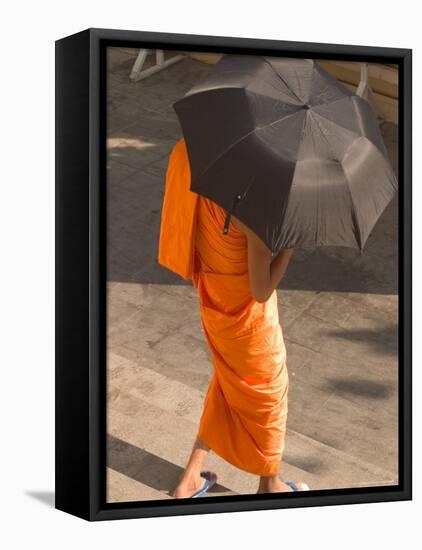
158 137 309 497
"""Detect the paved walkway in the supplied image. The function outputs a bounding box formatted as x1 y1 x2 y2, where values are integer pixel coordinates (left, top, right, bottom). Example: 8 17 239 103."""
106 48 399 502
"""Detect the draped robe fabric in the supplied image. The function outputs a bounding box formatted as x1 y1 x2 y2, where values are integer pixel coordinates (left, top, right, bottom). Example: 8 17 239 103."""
158 138 289 476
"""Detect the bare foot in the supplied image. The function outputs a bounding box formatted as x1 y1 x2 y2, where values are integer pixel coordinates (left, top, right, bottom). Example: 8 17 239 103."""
257 477 296 494
172 474 206 498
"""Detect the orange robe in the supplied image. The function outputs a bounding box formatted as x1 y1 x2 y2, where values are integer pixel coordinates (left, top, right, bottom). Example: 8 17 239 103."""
158 138 289 476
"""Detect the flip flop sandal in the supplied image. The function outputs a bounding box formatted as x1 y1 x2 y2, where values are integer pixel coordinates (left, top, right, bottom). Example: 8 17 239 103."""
191 471 218 498
285 481 310 492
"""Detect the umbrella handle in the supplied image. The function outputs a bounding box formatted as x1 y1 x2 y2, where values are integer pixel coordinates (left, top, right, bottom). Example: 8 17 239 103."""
223 194 242 235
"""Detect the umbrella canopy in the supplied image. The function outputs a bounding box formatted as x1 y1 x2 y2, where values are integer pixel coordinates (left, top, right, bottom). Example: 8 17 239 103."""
173 55 398 254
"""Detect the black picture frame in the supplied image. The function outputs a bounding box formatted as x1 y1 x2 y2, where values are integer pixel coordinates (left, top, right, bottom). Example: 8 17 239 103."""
55 27 412 521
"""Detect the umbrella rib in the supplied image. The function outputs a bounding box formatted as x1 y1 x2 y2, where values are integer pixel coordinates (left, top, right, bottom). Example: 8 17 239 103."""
311 110 360 142
192 110 301 185
311 98 365 141
260 57 305 105
256 108 305 132
302 111 363 249
339 162 363 250
245 84 303 107
306 110 339 160
192 128 256 185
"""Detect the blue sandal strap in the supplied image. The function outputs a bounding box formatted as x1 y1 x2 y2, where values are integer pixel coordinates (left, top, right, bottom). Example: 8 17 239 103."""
192 479 210 498
191 471 217 498
285 481 299 491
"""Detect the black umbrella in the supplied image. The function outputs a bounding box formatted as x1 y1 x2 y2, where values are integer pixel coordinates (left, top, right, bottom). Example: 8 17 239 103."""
173 55 398 254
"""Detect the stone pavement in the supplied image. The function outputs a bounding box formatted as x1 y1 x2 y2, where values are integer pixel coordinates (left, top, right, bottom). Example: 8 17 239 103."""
106 48 399 502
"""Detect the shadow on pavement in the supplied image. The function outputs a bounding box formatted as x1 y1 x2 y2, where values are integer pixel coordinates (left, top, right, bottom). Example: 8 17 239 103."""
326 323 398 356
107 434 230 496
324 377 396 400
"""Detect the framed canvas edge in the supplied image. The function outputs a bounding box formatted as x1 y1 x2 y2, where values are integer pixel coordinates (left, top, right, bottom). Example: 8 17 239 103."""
56 27 412 522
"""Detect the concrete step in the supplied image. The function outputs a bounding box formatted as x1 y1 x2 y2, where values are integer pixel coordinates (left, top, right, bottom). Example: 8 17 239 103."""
107 352 397 502
282 429 396 491
108 353 257 498
107 467 171 502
